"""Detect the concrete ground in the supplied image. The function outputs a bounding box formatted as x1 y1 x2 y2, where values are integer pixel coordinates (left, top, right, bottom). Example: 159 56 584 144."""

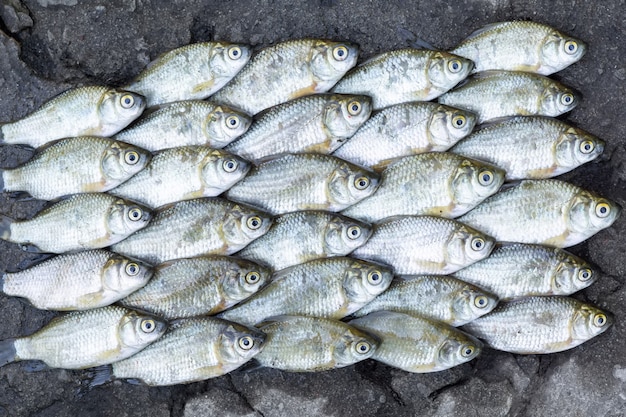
0 0 625 416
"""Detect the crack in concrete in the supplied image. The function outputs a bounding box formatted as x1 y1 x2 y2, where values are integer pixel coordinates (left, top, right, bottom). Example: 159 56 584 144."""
226 374 264 416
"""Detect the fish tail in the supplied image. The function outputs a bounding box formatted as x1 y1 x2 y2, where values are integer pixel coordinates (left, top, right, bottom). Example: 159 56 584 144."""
0 125 4 145
0 214 12 241
0 272 4 293
0 339 17 367
88 365 114 388
0 168 4 192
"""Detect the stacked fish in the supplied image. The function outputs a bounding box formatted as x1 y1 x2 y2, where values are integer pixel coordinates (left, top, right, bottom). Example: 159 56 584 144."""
0 22 619 386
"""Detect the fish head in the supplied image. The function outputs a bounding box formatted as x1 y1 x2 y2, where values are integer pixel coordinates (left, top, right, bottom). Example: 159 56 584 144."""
200 150 251 193
446 225 495 268
452 286 499 322
217 323 266 363
101 140 151 181
333 327 378 368
102 255 154 295
203 106 252 148
427 52 474 90
429 106 477 146
342 260 393 303
118 309 167 349
540 33 587 74
208 43 252 78
327 163 380 207
222 262 272 303
437 333 483 369
571 304 613 342
323 95 372 138
323 215 372 255
310 40 359 83
555 127 605 169
106 199 152 238
450 158 505 210
98 89 146 130
222 204 273 245
552 250 597 294
567 191 621 235
540 83 579 116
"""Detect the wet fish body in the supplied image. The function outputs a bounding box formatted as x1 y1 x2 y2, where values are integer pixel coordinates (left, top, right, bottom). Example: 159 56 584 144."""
463 297 613 354
225 94 372 162
333 102 477 170
109 147 250 209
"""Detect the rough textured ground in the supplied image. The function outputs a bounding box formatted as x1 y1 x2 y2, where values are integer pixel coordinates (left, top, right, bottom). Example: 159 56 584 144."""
0 1 624 416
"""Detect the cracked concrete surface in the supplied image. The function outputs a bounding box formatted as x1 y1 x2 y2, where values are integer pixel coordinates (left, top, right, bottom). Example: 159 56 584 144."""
0 0 625 416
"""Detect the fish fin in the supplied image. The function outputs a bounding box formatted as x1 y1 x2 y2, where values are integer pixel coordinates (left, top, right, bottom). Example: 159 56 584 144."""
472 116 522 131
237 358 263 373
86 364 114 388
19 243 47 253
22 360 49 372
0 214 13 241
0 339 17 367
0 125 4 144
76 292 105 307
5 191 35 202
289 85 318 100
191 80 215 94
397 28 438 51
498 180 523 192
456 22 507 42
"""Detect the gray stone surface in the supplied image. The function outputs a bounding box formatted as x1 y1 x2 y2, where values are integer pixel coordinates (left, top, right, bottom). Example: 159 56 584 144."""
0 1 624 416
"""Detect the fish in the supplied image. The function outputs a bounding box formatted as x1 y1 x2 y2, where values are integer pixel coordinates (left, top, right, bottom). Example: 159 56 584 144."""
255 315 378 372
226 153 380 215
1 136 150 200
236 210 372 271
109 147 250 209
332 49 473 109
450 116 605 180
110 198 273 264
0 306 167 369
351 216 495 275
349 311 483 373
454 243 597 299
211 39 359 115
0 86 145 148
124 42 252 107
351 275 498 326
92 317 264 386
218 257 393 326
332 102 477 171
462 297 613 354
0 193 151 253
450 21 587 75
118 256 272 319
458 179 621 248
438 71 579 123
113 101 252 151
1 250 153 311
224 94 372 162
342 153 505 222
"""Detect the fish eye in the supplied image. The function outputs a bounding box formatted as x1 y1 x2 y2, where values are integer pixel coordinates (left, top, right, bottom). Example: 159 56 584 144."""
228 46 243 60
448 59 463 73
238 336 255 350
560 93 574 106
125 262 140 276
245 271 260 284
354 176 370 190
355 341 371 354
474 295 489 309
128 207 144 221
347 225 362 240
367 270 383 285
120 94 135 109
595 202 611 218
226 115 241 129
452 114 466 128
578 268 593 282
471 237 485 251
461 345 475 357
564 40 578 55
141 319 156 333
124 150 140 165
579 140 594 154
223 159 239 173
247 216 262 230
593 313 607 327
478 170 494 186
347 101 362 116
332 45 349 61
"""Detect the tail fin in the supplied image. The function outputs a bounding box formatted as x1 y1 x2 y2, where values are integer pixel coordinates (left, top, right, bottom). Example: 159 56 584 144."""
0 272 4 293
0 126 4 145
0 339 17 367
0 214 12 241
87 364 114 388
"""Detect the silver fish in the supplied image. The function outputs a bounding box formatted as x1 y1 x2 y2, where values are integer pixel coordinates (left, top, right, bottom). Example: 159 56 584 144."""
450 21 587 75
113 101 251 151
351 275 498 326
458 179 621 248
1 136 150 200
125 42 252 106
255 315 377 372
332 49 473 109
219 257 393 326
349 311 482 373
212 39 359 115
342 153 504 222
226 153 380 215
0 86 145 148
109 147 250 209
0 306 167 369
1 250 153 311
351 216 495 275
333 102 477 171
110 198 273 264
236 210 372 270
450 116 605 180
0 193 151 253
119 256 271 319
438 71 579 123
462 297 613 354
454 243 597 299
224 94 372 162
